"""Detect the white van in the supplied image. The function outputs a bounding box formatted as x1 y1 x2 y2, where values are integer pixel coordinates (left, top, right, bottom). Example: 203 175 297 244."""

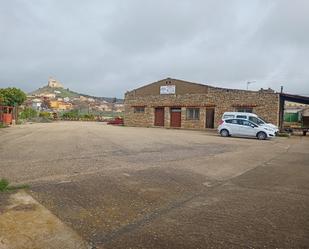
222 112 279 132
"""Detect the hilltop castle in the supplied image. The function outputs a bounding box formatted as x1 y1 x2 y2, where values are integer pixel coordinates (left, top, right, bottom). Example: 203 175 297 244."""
47 77 64 88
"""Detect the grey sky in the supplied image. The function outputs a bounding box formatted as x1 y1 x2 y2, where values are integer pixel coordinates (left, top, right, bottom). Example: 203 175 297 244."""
0 0 309 98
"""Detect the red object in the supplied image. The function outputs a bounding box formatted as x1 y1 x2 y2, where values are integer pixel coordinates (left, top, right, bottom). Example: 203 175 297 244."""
154 107 164 126
219 119 224 125
107 117 124 125
2 113 13 125
170 108 181 127
0 106 14 125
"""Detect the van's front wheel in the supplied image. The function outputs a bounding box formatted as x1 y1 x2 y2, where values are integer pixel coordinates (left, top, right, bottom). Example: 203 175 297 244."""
257 131 267 140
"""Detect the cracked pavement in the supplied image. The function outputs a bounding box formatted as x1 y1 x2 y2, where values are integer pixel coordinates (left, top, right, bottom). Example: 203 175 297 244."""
0 122 308 248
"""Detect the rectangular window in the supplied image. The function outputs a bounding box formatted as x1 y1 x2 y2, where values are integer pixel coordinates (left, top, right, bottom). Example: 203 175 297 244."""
186 108 200 120
249 116 266 125
236 115 247 119
236 107 253 113
223 114 235 119
134 107 145 113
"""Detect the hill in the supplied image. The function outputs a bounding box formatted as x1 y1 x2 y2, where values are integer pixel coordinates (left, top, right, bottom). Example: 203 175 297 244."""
29 85 123 103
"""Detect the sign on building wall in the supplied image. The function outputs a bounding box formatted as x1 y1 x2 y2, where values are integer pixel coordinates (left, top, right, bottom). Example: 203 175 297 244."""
160 85 176 94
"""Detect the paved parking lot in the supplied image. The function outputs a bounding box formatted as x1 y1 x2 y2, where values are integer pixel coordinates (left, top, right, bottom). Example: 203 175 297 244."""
0 122 309 248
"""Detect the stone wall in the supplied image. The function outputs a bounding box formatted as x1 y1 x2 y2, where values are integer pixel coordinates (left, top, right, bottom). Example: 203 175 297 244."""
124 79 280 129
208 87 280 127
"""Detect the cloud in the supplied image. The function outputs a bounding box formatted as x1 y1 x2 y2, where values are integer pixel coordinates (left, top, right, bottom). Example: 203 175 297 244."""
0 0 308 97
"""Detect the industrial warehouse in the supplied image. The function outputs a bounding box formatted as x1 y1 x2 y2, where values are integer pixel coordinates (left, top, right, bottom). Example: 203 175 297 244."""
124 78 309 130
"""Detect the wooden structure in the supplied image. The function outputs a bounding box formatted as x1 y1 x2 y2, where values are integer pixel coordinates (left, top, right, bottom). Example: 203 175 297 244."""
279 93 309 132
0 106 14 125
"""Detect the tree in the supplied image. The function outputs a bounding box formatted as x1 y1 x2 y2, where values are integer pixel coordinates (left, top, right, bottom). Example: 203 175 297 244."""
0 92 4 105
0 87 27 106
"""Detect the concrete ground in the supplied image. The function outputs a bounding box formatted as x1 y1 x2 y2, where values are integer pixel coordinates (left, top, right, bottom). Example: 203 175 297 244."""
0 121 308 249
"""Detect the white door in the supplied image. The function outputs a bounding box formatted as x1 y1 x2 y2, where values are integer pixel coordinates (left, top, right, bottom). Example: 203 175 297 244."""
238 120 257 137
225 119 240 135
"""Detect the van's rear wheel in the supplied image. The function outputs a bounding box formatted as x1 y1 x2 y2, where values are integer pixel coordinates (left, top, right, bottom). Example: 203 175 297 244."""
257 131 267 140
220 129 229 137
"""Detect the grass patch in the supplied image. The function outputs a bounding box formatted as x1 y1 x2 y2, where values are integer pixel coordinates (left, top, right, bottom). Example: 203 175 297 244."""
0 178 29 192
0 123 8 128
0 179 9 191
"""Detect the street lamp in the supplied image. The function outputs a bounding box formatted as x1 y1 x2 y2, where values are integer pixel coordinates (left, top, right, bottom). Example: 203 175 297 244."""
246 81 256 90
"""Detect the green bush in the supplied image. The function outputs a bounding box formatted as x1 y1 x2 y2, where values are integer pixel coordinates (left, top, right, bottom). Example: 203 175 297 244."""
18 108 53 123
61 110 97 120
19 107 37 119
39 112 51 118
82 114 95 120
62 109 79 119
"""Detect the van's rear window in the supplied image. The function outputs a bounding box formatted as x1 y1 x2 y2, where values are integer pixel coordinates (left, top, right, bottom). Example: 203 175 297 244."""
223 115 234 119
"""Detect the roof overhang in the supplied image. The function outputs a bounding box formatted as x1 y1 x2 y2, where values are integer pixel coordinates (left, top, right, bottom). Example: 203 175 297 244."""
280 93 309 105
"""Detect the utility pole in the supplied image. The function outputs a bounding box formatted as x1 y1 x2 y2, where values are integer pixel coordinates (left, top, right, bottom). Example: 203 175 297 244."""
246 81 256 90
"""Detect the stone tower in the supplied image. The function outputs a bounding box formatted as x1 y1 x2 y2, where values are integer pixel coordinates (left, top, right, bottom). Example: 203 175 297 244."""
47 77 64 88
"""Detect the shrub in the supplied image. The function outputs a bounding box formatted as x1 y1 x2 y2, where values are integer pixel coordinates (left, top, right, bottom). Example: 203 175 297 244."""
82 114 95 120
39 112 51 118
19 107 37 119
62 110 79 119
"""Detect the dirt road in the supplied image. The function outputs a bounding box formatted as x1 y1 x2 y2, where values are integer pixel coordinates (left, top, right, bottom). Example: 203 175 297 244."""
0 122 309 248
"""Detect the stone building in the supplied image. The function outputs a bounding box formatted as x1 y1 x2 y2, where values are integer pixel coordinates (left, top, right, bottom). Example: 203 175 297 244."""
47 77 64 88
124 78 282 129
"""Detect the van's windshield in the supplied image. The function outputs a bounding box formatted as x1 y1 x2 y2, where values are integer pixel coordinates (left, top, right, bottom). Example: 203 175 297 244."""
258 117 268 123
249 116 265 125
